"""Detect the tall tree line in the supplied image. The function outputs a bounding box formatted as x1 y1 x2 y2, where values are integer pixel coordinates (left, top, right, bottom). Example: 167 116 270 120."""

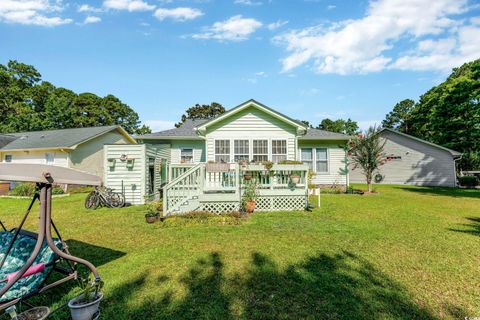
382 59 480 170
0 60 150 134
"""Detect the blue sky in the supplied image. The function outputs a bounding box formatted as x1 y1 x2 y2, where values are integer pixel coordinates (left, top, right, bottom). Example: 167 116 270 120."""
1 0 479 131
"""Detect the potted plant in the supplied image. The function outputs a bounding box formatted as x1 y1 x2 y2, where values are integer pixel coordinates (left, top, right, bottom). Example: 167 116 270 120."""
242 181 258 213
145 200 162 223
68 276 104 320
243 172 252 181
290 173 301 184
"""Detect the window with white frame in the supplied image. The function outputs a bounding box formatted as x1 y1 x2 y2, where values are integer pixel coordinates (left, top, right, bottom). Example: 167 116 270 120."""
215 140 230 163
180 148 193 163
4 155 12 163
316 148 328 172
45 153 55 165
272 140 287 163
301 148 313 170
234 140 249 162
253 140 268 162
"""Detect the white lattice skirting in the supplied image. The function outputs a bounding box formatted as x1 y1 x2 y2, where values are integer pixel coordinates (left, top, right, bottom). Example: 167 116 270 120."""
199 195 307 214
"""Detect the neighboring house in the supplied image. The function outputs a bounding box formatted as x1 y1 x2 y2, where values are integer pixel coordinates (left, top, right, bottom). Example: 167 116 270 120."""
116 99 351 213
349 128 462 187
0 126 135 179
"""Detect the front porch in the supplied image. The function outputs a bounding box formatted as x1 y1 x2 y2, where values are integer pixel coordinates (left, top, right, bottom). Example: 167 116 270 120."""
163 163 309 215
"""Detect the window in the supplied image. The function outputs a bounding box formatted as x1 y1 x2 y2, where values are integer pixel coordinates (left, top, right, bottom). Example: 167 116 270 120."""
234 140 249 162
4 155 12 163
253 140 268 162
272 140 287 163
215 140 230 163
316 148 328 172
301 148 313 170
45 153 55 165
180 148 193 164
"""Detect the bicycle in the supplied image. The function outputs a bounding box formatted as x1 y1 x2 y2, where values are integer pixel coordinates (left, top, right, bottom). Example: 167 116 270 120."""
85 187 125 209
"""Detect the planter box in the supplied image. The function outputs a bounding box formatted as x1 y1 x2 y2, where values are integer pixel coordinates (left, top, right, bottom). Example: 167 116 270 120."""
272 164 309 171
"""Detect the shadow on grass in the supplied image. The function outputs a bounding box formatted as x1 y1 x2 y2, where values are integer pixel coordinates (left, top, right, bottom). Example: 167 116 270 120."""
65 239 127 268
449 217 480 237
393 186 480 199
103 251 439 319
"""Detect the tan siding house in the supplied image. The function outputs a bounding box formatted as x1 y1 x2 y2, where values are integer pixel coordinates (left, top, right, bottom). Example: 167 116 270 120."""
0 126 135 181
350 129 461 187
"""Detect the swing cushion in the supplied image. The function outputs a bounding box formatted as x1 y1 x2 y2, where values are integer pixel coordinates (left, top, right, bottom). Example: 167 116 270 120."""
0 231 62 302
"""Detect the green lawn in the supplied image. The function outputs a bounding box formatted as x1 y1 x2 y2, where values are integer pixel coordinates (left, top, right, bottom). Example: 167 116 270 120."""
0 185 479 319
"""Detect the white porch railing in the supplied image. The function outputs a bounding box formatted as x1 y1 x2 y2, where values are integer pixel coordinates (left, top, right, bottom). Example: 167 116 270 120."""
168 163 196 181
163 162 309 215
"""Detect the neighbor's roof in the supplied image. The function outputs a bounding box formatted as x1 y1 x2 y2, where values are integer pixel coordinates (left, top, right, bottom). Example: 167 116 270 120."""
299 128 351 140
0 125 136 151
137 119 208 140
380 128 462 157
0 134 17 148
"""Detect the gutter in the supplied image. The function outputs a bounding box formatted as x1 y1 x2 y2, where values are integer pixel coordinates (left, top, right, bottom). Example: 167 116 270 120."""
453 154 463 187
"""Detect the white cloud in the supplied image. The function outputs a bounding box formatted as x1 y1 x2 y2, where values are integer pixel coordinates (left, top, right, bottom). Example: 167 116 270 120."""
327 5 336 10
154 7 203 21
267 19 288 30
192 15 262 41
274 0 477 74
103 0 155 12
84 15 101 24
78 4 103 13
144 120 176 132
255 71 267 76
234 0 262 5
0 0 72 26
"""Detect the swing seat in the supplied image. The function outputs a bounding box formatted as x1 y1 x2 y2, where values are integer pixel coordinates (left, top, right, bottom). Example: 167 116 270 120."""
0 231 62 302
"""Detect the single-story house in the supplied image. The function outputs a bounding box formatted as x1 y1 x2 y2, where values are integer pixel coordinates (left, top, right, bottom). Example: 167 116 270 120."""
349 128 462 187
0 126 136 180
114 99 351 213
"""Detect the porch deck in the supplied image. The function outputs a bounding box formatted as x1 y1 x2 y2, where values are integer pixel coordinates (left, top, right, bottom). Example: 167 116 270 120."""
163 163 309 215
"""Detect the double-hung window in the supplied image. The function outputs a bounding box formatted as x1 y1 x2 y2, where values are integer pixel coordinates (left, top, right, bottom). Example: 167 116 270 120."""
234 140 249 162
316 148 328 172
180 148 193 164
215 140 230 163
301 148 313 170
253 140 268 162
272 140 287 163
45 153 55 165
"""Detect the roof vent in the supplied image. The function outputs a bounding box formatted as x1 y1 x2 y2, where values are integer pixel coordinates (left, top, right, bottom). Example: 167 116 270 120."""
19 135 28 140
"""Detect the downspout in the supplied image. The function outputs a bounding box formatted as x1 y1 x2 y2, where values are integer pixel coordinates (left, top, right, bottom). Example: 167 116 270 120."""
453 155 462 187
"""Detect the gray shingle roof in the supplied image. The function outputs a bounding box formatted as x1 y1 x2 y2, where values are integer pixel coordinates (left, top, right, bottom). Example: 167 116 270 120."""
300 128 351 140
0 134 17 148
137 119 209 139
0 126 121 151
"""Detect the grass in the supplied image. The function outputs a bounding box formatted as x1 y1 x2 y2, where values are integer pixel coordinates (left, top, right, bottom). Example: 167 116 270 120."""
0 184 479 319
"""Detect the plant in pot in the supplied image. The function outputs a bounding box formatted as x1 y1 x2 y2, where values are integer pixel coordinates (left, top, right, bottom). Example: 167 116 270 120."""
68 276 104 320
242 181 258 214
145 200 162 223
290 172 301 184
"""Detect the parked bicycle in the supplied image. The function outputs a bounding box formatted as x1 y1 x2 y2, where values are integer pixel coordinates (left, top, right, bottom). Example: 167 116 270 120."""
85 187 125 209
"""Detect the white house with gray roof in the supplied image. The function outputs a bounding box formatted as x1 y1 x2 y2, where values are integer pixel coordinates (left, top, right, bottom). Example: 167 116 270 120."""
0 126 135 180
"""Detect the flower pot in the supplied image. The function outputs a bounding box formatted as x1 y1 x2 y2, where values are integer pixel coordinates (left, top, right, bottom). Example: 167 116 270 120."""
245 201 256 213
290 174 300 184
145 214 158 224
18 307 49 320
243 174 252 181
68 292 103 320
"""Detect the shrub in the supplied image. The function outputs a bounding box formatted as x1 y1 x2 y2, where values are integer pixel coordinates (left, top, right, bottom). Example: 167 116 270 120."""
458 176 479 188
52 187 65 195
9 183 36 196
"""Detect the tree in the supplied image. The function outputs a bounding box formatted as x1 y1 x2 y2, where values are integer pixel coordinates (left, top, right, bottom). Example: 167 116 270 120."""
317 118 359 135
175 102 225 128
0 60 150 134
349 126 388 193
300 120 313 128
382 99 415 134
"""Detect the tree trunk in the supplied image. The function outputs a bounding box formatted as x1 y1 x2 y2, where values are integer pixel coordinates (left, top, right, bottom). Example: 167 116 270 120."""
367 181 372 193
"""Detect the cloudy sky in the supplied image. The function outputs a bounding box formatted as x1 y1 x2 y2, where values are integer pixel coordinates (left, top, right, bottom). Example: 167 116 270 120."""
1 0 479 131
